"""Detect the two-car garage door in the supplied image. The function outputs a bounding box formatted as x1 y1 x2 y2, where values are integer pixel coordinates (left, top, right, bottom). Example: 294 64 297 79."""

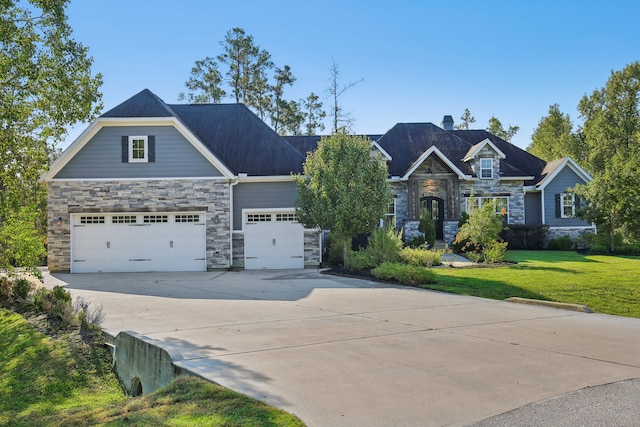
71 212 206 273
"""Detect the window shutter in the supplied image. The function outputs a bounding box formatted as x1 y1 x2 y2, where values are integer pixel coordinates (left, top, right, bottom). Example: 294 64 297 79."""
148 135 155 162
555 194 561 218
121 136 128 163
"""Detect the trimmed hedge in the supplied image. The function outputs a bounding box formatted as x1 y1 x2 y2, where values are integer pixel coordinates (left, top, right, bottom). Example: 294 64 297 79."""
500 224 549 250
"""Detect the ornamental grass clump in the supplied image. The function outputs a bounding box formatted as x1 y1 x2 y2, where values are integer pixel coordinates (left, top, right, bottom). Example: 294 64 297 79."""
399 247 441 267
372 262 436 286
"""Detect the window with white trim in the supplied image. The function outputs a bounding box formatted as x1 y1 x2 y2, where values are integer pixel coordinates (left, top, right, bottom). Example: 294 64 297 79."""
381 199 396 228
175 214 201 223
561 193 575 218
112 215 137 224
479 158 493 179
143 214 168 223
80 215 105 224
465 196 509 218
276 213 297 222
247 213 272 223
129 136 148 163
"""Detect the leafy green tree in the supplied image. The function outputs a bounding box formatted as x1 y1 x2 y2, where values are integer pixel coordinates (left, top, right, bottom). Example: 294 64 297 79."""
454 200 507 263
455 108 476 130
269 65 300 133
0 0 102 273
178 57 226 103
528 104 584 162
487 116 519 142
578 61 640 174
0 207 46 278
181 28 324 136
294 132 389 268
302 92 326 135
573 62 640 245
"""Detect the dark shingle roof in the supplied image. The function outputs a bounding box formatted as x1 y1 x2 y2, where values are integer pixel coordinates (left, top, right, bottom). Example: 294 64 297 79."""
284 134 383 158
102 89 176 118
101 89 304 176
376 123 475 177
450 130 548 184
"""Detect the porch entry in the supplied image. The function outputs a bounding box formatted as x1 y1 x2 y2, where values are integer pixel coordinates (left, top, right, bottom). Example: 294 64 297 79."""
420 196 444 240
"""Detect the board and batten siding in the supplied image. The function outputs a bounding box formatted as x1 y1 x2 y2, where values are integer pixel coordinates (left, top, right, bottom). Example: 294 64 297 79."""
524 192 542 224
543 166 591 227
54 126 223 179
233 181 297 231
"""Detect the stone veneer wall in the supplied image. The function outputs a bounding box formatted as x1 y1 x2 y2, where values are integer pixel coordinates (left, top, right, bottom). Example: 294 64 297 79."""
547 226 596 242
389 182 409 228
47 179 231 272
303 230 322 267
458 180 525 224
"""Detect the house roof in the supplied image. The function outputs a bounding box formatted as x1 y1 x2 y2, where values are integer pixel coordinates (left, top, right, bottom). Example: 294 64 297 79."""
101 89 304 176
376 123 475 177
284 134 384 158
449 129 547 183
535 157 593 189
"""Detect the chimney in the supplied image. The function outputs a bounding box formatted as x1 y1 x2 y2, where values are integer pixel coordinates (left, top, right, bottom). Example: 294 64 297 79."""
441 115 454 131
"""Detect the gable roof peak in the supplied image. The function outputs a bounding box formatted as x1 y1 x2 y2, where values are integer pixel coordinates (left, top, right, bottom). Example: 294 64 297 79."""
101 88 176 118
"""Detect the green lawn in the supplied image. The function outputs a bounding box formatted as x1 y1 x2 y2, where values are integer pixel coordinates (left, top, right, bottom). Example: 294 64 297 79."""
429 250 640 318
0 309 305 427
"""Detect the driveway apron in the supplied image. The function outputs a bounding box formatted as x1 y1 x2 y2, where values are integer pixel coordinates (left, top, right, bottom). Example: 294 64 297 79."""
45 270 640 427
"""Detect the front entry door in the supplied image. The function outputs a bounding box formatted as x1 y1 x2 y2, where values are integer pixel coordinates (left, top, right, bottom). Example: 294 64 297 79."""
420 197 444 240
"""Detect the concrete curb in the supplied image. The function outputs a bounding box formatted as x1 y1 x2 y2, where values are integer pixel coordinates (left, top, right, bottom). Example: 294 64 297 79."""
506 297 593 313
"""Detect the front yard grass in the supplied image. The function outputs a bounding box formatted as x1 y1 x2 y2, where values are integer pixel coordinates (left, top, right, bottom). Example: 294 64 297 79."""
0 309 305 427
429 250 640 318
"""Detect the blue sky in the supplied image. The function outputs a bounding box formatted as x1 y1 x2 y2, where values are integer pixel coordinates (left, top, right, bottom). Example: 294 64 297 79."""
64 0 640 150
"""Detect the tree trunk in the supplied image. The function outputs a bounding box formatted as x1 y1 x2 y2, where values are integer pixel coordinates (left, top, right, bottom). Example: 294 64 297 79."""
342 238 350 270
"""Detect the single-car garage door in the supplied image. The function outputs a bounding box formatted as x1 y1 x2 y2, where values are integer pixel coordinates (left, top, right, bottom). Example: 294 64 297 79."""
71 212 206 273
244 211 304 269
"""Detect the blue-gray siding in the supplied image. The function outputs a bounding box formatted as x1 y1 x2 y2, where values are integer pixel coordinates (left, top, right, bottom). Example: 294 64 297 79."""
524 192 542 224
543 167 591 227
54 126 223 179
233 181 297 230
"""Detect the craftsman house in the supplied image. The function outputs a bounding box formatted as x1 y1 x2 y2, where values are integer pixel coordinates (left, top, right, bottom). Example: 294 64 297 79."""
44 90 594 273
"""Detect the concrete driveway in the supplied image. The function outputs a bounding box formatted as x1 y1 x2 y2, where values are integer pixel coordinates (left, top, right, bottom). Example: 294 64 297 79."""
45 269 640 426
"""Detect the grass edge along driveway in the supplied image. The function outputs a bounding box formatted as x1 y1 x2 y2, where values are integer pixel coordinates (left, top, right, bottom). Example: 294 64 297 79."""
429 250 640 318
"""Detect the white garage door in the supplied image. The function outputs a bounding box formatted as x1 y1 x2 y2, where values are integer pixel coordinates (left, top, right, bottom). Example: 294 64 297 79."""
71 212 206 273
244 211 304 269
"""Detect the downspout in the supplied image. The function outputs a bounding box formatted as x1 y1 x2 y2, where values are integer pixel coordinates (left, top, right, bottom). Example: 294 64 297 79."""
229 178 239 269
540 187 546 224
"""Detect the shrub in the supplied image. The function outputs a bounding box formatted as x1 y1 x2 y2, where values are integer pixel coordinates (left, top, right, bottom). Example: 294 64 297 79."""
365 227 403 266
73 297 105 330
399 247 441 267
418 211 436 248
500 224 549 249
372 262 436 286
613 243 640 256
326 233 347 266
589 243 608 254
483 241 508 263
12 278 33 301
454 200 507 263
348 250 377 271
405 234 426 248
33 285 74 324
547 236 575 251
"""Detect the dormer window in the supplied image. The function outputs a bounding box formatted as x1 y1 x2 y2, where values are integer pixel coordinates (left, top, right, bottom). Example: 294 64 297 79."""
129 136 148 163
480 158 493 179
